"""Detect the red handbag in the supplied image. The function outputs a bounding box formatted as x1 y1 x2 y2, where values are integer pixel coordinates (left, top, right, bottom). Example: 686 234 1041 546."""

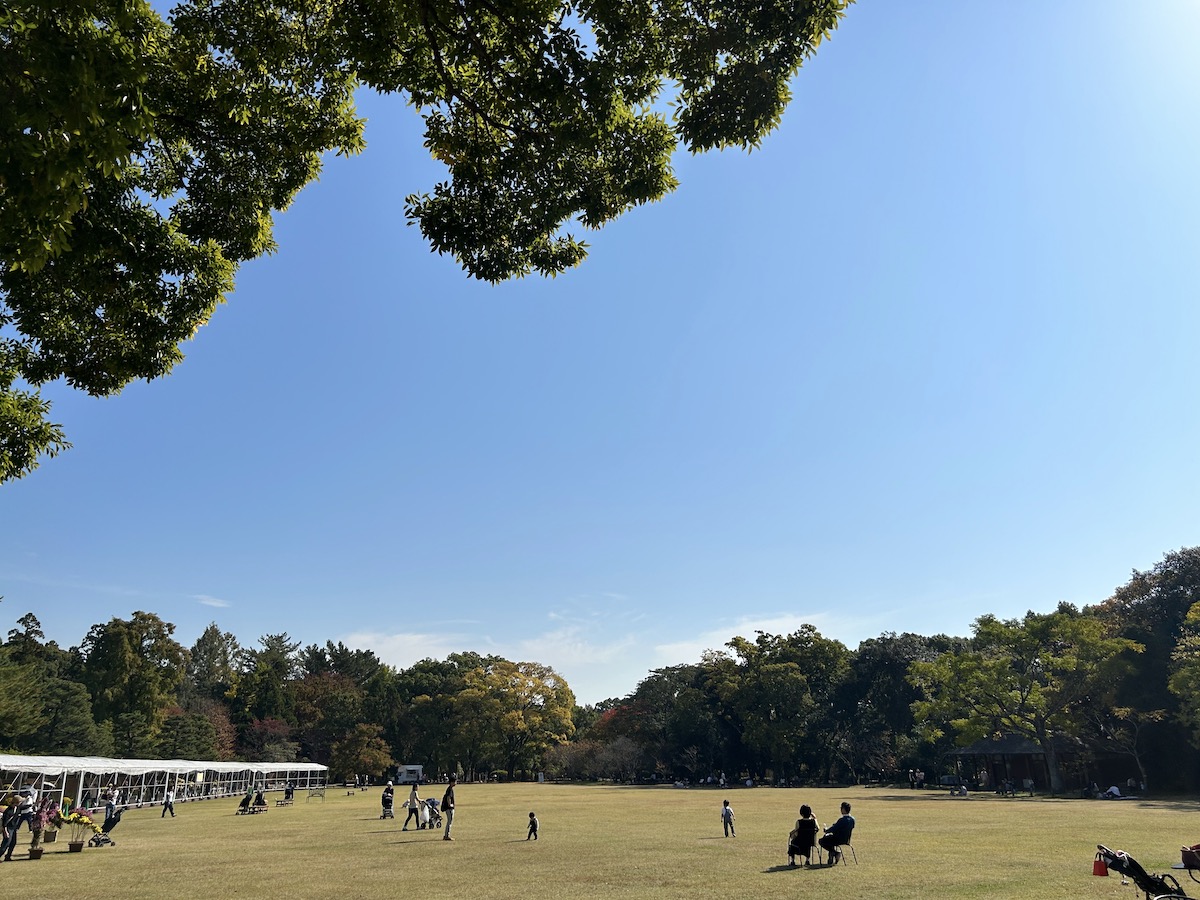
1093 853 1109 877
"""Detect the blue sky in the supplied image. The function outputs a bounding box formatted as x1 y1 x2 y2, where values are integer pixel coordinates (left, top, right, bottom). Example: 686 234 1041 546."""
4 1 1200 705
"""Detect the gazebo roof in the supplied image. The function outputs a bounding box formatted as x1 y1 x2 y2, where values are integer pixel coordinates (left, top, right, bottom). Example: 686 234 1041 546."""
948 734 1083 756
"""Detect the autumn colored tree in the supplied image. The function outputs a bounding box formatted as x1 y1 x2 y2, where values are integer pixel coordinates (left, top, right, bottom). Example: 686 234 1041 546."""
464 661 576 779
329 724 394 783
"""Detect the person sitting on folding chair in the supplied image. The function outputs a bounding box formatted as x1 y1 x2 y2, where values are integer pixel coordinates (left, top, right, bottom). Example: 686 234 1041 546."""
788 804 820 867
819 802 855 865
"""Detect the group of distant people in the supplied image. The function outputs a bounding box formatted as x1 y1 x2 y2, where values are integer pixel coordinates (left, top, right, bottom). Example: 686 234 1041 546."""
719 793 858 866
380 776 458 840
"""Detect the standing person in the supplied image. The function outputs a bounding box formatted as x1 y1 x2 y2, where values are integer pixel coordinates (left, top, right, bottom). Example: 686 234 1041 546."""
15 785 36 830
441 775 456 841
162 785 175 818
403 784 421 830
527 811 539 841
381 782 395 819
721 799 736 837
818 802 855 865
0 799 19 862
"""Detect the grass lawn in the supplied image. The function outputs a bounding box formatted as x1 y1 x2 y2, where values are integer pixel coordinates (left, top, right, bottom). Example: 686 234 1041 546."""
3 783 1196 899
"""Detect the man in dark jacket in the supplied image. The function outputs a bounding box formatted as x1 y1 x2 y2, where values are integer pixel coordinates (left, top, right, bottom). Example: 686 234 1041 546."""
441 775 456 841
0 799 20 861
818 802 855 865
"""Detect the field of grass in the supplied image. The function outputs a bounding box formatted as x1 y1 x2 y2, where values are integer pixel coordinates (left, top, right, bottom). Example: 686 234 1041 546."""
3 783 1197 898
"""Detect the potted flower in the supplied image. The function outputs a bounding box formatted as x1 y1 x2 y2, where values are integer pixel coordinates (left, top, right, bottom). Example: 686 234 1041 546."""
30 795 61 855
61 807 100 851
46 797 77 843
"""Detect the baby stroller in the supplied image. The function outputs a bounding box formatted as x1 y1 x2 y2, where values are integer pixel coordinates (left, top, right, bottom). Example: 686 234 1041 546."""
89 807 122 847
1096 844 1189 899
381 789 395 819
424 798 443 829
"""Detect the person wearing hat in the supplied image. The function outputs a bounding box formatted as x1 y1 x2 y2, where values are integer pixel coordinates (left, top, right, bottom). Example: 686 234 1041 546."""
0 798 19 862
381 781 394 819
13 785 36 836
441 775 457 841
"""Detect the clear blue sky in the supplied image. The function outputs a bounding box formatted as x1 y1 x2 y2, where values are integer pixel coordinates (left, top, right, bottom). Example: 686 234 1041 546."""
4 1 1200 704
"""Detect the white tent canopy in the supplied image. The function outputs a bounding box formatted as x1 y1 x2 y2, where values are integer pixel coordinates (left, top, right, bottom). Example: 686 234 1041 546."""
0 754 327 811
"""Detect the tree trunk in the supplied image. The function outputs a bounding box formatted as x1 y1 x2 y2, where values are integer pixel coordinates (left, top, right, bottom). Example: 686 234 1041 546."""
1035 723 1065 794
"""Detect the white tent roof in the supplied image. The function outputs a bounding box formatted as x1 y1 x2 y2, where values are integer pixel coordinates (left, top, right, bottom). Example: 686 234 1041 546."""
0 755 327 777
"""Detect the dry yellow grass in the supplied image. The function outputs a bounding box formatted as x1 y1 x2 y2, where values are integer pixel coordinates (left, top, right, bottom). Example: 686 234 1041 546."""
2 783 1196 899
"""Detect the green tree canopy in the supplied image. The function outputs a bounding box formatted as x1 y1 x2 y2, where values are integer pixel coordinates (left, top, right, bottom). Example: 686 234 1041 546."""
187 623 242 703
80 610 189 744
909 605 1140 794
1 0 852 482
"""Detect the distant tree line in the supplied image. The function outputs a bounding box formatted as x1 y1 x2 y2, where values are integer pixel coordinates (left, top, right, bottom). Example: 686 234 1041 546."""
4 547 1200 792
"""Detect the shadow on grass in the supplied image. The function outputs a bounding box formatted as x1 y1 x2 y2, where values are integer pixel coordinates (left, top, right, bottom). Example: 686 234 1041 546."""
763 863 833 874
865 792 1200 811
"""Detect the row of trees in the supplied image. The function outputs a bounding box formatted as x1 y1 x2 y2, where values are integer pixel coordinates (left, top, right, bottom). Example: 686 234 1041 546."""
4 547 1200 791
573 548 1200 792
0 613 575 782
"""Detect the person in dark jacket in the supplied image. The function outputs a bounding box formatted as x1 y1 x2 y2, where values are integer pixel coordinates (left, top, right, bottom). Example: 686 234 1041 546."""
441 775 456 841
818 802 855 865
0 799 19 861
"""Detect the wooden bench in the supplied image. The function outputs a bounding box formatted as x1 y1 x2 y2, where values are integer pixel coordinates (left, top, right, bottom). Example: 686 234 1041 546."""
307 788 326 802
275 799 293 807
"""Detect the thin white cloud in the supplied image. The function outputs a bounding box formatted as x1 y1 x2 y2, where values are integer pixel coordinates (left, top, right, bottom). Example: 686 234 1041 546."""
0 570 151 599
341 629 467 670
338 606 911 705
339 613 648 704
513 625 637 667
652 611 894 668
195 595 231 608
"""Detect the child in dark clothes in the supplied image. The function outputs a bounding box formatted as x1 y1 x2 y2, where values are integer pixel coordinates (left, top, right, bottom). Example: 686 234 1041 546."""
527 811 539 840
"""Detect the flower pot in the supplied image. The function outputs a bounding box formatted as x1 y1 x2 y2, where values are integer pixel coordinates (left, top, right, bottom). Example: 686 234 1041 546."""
43 831 57 843
28 847 44 860
68 840 85 852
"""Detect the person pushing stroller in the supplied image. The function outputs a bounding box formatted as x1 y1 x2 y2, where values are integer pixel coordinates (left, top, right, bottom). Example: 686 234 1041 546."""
381 782 395 819
89 804 122 847
403 784 422 830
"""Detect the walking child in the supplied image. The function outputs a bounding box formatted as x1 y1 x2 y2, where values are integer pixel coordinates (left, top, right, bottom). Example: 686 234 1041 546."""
721 799 736 837
527 811 539 840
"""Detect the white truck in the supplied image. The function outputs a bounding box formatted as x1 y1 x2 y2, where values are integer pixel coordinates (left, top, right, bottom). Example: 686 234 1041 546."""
396 765 424 785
